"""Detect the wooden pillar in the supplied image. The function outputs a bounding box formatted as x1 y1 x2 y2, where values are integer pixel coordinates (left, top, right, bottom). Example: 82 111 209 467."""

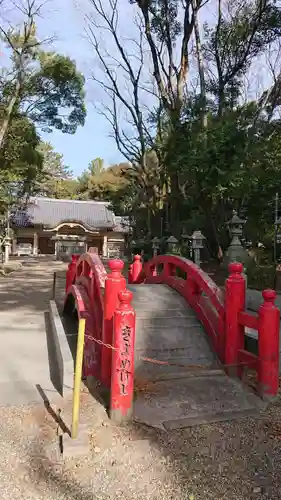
12 237 17 255
33 232 38 255
258 289 280 397
102 234 108 258
225 262 246 376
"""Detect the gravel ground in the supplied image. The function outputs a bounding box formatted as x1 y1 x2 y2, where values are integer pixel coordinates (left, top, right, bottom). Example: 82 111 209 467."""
0 387 281 500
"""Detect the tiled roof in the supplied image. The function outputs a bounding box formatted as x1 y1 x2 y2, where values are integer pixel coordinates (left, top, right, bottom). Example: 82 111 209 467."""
11 197 115 229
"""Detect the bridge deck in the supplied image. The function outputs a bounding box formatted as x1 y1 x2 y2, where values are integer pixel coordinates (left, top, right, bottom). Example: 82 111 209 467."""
128 284 263 429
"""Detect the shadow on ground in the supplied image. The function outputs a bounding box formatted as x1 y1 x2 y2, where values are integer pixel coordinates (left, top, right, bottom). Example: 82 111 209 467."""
0 260 66 313
23 393 281 500
29 305 281 499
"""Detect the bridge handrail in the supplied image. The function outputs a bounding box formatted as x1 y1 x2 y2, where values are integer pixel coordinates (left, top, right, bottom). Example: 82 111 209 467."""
131 254 225 360
64 253 132 398
64 253 107 379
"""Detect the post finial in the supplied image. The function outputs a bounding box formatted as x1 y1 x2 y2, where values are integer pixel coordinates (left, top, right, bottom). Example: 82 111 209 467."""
228 262 243 275
118 289 133 307
108 259 124 274
262 289 276 304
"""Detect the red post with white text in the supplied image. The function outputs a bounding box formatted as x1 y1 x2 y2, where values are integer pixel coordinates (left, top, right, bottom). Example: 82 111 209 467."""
101 259 126 388
258 289 280 398
225 262 246 375
65 254 79 293
110 289 136 423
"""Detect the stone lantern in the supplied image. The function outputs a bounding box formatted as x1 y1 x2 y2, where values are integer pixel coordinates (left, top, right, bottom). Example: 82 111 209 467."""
151 236 160 256
224 210 248 263
223 210 250 276
228 210 246 240
191 230 206 266
166 235 179 254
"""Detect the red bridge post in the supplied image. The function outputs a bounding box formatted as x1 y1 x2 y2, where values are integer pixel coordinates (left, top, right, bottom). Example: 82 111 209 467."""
110 289 136 423
101 259 126 388
258 289 280 398
130 254 142 283
65 254 79 293
225 262 246 375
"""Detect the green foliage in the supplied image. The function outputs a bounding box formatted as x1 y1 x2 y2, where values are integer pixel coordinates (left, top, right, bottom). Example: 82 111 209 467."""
24 52 86 133
77 158 129 202
247 262 276 290
0 112 43 211
0 13 86 213
204 1 281 106
34 141 78 198
1 21 86 151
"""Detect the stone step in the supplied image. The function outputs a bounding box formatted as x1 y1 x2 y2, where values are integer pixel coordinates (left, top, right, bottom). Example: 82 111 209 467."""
135 368 224 381
133 309 196 318
133 374 263 430
134 361 217 381
135 340 215 356
135 326 207 349
135 346 216 361
136 317 202 329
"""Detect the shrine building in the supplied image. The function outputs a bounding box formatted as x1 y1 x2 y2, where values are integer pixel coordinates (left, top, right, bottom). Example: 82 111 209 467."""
11 197 130 258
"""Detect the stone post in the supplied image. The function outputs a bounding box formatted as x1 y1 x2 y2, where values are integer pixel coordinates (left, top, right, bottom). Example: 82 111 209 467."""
4 237 11 264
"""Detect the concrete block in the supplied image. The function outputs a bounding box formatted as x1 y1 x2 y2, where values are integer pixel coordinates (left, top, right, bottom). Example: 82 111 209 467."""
48 300 74 397
62 427 90 459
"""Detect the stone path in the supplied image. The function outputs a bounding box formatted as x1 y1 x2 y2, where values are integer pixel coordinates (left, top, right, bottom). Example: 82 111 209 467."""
0 257 67 405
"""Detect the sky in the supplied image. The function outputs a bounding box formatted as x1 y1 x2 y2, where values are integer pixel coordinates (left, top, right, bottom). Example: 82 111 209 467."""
1 0 274 177
36 0 126 175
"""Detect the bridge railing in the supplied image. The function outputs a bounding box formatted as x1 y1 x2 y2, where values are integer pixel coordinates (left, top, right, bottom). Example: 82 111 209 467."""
129 254 225 361
64 253 136 422
226 262 280 398
130 254 280 397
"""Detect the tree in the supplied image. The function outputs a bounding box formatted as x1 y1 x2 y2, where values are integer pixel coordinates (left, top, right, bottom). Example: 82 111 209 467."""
34 141 79 198
77 158 129 201
0 0 86 150
80 0 167 233
0 111 43 211
80 0 281 256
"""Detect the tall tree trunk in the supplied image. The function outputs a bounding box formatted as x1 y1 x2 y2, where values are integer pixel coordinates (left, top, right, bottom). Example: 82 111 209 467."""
0 79 21 150
193 1 207 128
203 199 222 260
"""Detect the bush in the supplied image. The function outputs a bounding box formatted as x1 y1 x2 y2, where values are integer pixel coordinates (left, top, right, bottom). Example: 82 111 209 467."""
246 262 276 290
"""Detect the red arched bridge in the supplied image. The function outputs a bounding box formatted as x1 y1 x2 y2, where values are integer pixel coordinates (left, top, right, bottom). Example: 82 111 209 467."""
63 252 280 429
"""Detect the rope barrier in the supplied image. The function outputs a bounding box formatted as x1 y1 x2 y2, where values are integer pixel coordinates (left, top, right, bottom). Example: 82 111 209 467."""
79 332 257 371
